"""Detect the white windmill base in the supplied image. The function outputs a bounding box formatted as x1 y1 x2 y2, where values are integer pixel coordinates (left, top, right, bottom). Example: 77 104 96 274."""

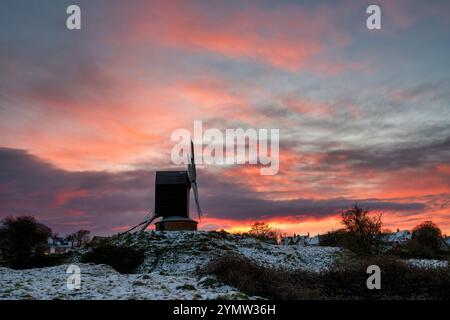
155 216 198 231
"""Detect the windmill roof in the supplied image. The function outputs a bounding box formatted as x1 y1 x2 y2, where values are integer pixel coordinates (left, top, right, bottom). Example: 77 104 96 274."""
156 171 190 185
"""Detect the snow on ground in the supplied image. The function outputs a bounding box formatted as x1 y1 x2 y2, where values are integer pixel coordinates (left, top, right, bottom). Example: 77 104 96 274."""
1 231 448 300
0 231 340 300
114 231 340 275
405 259 449 269
0 264 251 300
238 245 340 272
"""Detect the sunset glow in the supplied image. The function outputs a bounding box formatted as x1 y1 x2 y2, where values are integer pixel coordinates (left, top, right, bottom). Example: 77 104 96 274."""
1 0 450 236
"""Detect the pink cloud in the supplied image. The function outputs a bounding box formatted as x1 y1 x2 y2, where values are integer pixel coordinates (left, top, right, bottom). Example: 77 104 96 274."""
118 0 352 72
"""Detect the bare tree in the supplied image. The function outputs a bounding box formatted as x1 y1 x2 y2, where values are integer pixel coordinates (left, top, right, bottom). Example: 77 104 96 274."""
248 222 277 241
341 204 383 255
67 229 91 247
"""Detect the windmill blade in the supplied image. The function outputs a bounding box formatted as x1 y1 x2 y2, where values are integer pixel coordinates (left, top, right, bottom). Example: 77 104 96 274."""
187 140 197 182
187 140 202 219
191 181 202 218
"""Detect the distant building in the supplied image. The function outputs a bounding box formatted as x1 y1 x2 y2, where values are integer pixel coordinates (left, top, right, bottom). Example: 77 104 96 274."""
281 234 320 246
281 235 309 246
443 237 450 248
46 236 73 254
382 230 411 244
305 235 320 246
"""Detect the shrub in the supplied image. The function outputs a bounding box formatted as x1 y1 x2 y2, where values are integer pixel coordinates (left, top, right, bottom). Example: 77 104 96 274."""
82 244 145 274
199 254 320 299
406 221 443 259
201 254 450 299
0 216 52 269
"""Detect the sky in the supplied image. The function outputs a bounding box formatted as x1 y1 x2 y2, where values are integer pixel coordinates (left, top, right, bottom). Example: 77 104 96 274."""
1 0 450 236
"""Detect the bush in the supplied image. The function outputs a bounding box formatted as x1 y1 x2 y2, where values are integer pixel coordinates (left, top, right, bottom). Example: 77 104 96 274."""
199 254 320 299
0 216 52 269
201 254 450 299
82 244 145 274
406 221 443 259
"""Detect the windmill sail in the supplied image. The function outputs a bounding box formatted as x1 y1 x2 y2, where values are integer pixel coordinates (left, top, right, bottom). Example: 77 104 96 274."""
187 140 202 218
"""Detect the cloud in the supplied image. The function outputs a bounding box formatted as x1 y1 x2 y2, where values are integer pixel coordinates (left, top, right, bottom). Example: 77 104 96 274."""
0 148 154 235
0 148 434 235
117 0 354 72
1 1 450 235
319 136 450 171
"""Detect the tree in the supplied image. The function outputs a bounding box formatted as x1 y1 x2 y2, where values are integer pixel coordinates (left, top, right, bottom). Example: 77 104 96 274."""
408 221 443 258
248 222 277 241
0 216 52 269
67 229 91 247
340 204 383 256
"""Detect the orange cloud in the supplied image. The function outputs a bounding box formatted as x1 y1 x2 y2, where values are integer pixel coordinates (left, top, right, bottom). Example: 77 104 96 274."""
119 0 352 72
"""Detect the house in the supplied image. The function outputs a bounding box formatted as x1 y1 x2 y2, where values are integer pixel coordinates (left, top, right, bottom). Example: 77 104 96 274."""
281 234 320 246
305 235 320 246
281 234 309 246
46 236 73 254
443 237 450 249
383 230 411 245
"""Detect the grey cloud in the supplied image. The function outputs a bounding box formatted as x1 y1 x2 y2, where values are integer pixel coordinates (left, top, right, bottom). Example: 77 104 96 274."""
0 148 426 235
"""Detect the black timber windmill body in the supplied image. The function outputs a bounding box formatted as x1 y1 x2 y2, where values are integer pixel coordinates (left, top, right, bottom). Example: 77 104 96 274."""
127 141 202 232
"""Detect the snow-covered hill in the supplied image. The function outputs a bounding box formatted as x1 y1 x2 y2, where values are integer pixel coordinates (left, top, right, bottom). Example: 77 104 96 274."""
0 231 447 300
114 231 341 275
0 231 340 300
0 263 249 300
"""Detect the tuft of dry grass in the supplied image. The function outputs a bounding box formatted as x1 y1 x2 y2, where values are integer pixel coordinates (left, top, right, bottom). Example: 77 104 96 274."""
199 254 450 300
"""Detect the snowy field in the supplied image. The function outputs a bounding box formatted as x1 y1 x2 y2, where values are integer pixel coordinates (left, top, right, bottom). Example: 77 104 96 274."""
0 231 448 300
0 264 250 300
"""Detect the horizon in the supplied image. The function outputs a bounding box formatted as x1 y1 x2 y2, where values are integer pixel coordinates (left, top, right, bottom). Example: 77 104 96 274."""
17 214 449 239
1 0 450 236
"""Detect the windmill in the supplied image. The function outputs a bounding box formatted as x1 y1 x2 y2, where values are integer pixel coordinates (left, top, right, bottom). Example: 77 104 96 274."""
126 140 202 232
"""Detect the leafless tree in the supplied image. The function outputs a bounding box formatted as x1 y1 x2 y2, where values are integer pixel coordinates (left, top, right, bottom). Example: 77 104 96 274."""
67 229 91 247
248 222 277 241
341 204 383 255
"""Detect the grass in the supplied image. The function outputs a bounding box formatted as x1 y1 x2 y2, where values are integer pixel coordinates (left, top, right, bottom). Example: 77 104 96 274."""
199 254 450 300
